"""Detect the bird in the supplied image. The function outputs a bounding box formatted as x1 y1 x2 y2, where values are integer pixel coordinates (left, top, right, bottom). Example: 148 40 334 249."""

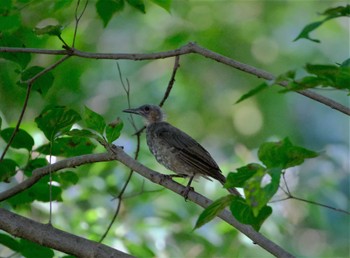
123 104 240 198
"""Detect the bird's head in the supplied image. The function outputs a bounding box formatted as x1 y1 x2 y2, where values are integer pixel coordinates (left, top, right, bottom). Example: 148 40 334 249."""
123 104 165 124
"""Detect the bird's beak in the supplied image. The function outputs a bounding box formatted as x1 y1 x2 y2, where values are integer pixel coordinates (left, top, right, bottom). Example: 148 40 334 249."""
123 108 141 115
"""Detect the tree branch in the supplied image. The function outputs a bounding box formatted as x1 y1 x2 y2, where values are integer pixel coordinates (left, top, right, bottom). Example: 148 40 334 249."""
0 55 71 161
0 208 133 258
0 43 348 116
0 148 295 258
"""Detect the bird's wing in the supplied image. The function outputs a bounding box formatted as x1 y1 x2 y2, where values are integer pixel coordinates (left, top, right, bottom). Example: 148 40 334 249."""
155 122 223 180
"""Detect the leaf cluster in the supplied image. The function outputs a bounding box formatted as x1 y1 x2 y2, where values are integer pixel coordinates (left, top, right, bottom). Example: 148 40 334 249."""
0 105 123 201
195 138 318 231
236 5 349 104
294 5 350 43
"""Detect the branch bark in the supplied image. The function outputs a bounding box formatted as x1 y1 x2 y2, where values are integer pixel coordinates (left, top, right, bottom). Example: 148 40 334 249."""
0 208 133 258
0 147 295 258
0 43 348 116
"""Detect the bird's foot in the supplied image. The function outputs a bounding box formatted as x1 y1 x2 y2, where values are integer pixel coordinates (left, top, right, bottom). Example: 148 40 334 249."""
169 174 187 179
105 144 123 155
181 185 194 201
159 174 172 183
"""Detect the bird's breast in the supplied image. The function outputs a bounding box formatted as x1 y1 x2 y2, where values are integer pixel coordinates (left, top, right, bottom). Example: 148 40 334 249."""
146 125 194 176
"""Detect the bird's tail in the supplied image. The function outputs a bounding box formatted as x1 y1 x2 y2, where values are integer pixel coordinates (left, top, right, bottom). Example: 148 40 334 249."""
227 186 241 197
217 174 242 197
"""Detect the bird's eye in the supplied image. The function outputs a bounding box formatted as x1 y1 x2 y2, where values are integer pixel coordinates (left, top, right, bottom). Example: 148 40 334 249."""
143 105 150 112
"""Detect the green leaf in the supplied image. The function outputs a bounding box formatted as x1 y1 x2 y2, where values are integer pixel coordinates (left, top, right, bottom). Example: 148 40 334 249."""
0 233 20 252
19 239 54 258
53 0 74 11
36 137 96 157
83 106 106 135
0 14 21 31
18 66 54 96
126 0 145 13
225 163 264 188
30 177 62 202
305 64 339 76
230 198 272 231
125 241 155 258
236 82 269 104
65 129 105 145
6 190 34 206
278 63 350 92
96 0 124 27
151 0 172 12
294 21 323 43
336 67 350 90
0 33 31 69
34 25 63 37
305 64 350 90
194 195 234 229
106 118 123 143
58 171 79 187
285 76 330 91
340 58 350 67
0 0 12 13
0 159 17 182
0 127 34 151
274 70 296 84
294 5 350 43
258 137 318 169
35 106 81 141
7 176 62 207
0 116 2 130
23 158 48 177
65 129 96 138
244 168 281 216
321 5 350 16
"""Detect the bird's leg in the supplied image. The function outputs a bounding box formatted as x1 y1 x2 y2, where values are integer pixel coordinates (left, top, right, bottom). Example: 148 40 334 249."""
168 174 187 179
181 176 195 201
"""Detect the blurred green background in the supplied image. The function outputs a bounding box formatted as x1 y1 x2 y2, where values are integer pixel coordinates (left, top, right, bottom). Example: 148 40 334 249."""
0 0 349 257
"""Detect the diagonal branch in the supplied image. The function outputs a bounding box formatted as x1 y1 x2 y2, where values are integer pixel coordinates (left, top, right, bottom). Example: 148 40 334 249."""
0 43 348 115
0 208 133 258
0 148 295 258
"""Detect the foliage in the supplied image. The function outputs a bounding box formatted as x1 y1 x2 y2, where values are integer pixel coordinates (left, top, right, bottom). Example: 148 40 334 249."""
0 1 349 257
197 138 318 230
294 5 350 43
237 6 350 102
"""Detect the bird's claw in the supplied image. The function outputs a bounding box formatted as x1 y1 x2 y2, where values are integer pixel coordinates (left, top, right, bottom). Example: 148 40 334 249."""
159 174 172 183
181 185 194 201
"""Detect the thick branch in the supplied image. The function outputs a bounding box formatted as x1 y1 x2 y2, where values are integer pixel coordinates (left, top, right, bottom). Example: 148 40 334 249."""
0 208 133 258
0 153 114 201
0 148 295 258
0 43 348 115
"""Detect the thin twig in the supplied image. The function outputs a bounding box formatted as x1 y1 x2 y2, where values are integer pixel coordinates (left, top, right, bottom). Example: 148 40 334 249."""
159 55 180 107
0 55 71 161
72 0 88 47
0 83 32 161
289 195 350 215
271 195 350 215
282 172 292 195
271 172 350 215
100 56 182 240
99 63 140 242
48 145 53 225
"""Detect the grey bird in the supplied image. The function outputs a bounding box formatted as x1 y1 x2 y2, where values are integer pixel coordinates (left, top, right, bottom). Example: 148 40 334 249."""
123 104 240 198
